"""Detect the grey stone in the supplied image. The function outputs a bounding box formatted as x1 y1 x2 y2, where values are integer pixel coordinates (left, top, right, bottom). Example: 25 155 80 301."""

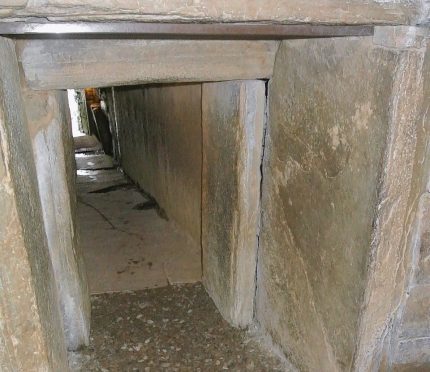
357 29 430 371
257 36 400 371
22 87 91 351
398 285 430 339
0 0 423 25
113 84 202 246
202 80 265 327
16 39 279 90
0 37 68 371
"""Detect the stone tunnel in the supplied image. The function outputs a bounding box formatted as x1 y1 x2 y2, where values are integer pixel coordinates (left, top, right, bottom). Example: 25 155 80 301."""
0 2 429 371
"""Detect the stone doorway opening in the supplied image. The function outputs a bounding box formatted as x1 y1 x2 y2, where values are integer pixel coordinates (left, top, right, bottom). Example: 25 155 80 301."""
63 79 268 369
68 85 203 294
1 22 428 372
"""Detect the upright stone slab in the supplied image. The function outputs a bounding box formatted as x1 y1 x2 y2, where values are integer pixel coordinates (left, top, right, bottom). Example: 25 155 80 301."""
256 36 399 371
361 27 430 371
113 83 202 246
202 80 265 327
22 87 91 350
0 37 68 371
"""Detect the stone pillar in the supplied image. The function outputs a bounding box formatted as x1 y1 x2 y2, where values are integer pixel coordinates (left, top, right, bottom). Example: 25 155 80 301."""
0 37 68 371
202 80 265 327
355 26 430 371
21 86 91 350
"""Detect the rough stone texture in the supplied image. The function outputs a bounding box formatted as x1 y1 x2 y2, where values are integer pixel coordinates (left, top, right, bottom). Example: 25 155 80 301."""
22 87 91 350
355 27 430 372
0 0 425 25
68 283 285 371
257 36 399 371
398 285 430 339
416 195 430 285
375 28 430 371
202 80 265 327
0 37 67 371
16 39 279 90
113 84 202 246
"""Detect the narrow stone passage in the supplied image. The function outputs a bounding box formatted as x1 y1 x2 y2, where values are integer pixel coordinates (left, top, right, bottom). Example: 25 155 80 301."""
73 137 284 370
75 138 201 294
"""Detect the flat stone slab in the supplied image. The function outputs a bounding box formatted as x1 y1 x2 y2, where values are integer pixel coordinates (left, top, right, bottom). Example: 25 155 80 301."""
75 153 114 170
74 135 102 152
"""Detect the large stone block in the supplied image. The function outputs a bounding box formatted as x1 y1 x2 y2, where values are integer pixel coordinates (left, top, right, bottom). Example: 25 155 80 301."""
22 87 91 350
114 84 202 246
357 27 430 371
256 36 399 371
16 39 279 90
0 37 67 371
1 0 424 25
202 80 265 327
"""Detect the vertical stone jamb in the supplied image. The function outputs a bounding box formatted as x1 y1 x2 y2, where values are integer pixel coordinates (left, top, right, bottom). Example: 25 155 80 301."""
354 26 430 371
202 80 265 327
21 85 91 351
0 36 68 371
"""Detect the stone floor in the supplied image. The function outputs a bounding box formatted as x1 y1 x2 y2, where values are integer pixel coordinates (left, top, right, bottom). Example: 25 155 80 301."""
76 139 201 294
69 283 285 371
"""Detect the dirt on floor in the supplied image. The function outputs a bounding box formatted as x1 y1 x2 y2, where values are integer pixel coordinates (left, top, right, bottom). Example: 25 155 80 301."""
68 283 286 371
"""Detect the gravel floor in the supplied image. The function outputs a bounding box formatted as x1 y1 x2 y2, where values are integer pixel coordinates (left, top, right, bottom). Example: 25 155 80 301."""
69 283 285 371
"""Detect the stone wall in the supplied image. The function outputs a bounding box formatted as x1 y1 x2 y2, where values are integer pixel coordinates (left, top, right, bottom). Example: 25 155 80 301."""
113 84 202 246
256 36 399 371
0 37 68 371
22 87 91 351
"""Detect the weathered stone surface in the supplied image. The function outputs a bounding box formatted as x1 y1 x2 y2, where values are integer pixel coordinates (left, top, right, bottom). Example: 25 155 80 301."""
0 0 424 25
16 39 279 90
394 337 430 367
356 28 430 371
417 195 430 284
113 84 202 246
398 285 430 339
0 37 67 371
371 29 430 371
0 0 27 8
202 80 265 327
257 36 399 371
22 87 91 350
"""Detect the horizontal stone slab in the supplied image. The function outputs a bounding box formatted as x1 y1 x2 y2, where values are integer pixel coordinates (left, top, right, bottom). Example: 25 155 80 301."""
16 39 279 90
1 0 425 25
